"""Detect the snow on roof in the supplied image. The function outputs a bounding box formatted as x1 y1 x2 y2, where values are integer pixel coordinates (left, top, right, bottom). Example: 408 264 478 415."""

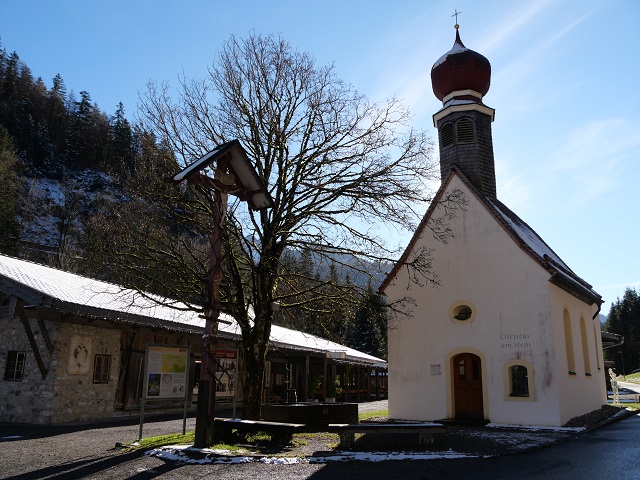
485 198 600 304
0 253 205 328
488 199 572 273
380 167 600 306
442 98 477 108
0 255 385 365
172 144 224 183
268 323 384 363
432 42 468 69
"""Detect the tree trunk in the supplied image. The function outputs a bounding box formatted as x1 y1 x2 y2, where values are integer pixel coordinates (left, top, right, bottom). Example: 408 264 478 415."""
242 337 268 420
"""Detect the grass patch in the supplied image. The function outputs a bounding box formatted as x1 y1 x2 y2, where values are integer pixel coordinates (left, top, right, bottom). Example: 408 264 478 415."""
130 432 195 451
359 409 388 421
126 431 244 453
294 432 340 450
291 437 309 448
624 403 640 410
623 372 640 383
244 431 272 443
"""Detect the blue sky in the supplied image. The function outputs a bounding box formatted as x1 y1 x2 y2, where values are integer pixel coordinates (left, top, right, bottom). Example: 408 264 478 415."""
1 0 638 315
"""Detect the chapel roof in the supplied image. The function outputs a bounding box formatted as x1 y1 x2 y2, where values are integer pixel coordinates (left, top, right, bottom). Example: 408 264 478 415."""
379 166 602 308
0 254 384 365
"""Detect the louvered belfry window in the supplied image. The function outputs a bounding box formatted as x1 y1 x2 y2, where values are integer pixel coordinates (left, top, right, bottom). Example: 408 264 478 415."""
440 122 454 148
456 117 475 143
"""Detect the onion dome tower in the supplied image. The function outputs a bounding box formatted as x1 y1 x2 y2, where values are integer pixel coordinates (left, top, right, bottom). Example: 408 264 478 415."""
432 24 496 198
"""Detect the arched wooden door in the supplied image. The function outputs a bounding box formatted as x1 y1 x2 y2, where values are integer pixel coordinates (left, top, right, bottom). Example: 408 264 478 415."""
453 353 484 420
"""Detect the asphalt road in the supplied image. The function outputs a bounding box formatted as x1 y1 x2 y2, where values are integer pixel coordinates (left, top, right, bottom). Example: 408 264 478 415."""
1 405 639 480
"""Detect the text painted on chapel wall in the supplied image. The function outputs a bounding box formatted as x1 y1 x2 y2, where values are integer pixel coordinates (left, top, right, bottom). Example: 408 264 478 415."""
500 333 531 349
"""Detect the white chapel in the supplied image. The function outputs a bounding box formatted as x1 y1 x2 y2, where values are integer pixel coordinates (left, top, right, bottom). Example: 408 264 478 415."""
380 25 606 426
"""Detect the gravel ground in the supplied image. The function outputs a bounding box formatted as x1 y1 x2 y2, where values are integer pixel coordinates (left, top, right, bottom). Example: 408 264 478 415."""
0 401 633 479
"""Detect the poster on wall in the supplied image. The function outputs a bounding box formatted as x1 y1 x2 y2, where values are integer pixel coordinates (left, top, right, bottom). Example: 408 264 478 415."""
215 349 238 398
143 345 190 400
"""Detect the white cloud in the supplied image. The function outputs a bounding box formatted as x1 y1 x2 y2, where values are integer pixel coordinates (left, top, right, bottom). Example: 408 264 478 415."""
548 118 640 205
488 5 599 111
495 159 533 212
477 0 557 56
553 119 640 170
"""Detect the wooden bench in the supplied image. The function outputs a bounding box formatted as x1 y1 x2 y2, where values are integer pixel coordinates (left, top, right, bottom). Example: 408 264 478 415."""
213 417 306 445
329 422 445 449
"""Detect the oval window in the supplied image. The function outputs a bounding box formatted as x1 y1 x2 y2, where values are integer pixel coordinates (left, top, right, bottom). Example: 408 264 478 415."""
453 305 472 321
449 301 477 323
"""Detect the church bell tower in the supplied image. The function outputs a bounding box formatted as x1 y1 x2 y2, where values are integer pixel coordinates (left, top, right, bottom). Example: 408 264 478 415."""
431 24 497 199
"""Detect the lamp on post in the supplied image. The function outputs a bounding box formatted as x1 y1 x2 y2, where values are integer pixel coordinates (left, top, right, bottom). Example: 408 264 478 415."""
173 140 273 448
619 348 626 380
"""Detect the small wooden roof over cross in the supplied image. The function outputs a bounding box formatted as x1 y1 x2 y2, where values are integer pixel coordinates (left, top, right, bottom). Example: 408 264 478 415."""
173 139 273 210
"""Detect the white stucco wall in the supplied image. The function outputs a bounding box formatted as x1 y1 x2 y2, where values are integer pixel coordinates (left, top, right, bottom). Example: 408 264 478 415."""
549 287 607 424
385 176 604 426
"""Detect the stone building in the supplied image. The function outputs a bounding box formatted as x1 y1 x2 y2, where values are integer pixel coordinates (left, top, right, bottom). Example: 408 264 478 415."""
380 26 605 426
0 254 386 424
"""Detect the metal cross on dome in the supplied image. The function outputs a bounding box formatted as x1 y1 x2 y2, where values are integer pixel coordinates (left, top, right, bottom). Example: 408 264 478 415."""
452 9 462 25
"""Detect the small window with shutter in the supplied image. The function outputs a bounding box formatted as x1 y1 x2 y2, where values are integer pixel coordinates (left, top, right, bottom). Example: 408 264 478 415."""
93 354 111 384
4 351 26 381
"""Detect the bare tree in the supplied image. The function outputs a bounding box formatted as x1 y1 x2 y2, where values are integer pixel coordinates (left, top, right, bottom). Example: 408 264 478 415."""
134 33 453 419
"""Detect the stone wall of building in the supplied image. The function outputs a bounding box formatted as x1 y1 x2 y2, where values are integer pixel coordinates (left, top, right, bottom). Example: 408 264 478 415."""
50 322 121 424
0 314 60 423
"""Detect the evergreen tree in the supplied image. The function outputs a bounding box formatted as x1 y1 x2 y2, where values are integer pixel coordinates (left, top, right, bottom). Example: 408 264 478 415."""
107 102 134 172
47 74 70 161
65 90 92 167
604 288 640 374
0 126 21 255
0 52 20 133
347 285 388 359
64 90 110 169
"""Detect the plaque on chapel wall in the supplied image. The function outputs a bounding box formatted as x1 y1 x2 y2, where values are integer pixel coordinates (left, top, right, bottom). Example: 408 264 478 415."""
67 334 93 375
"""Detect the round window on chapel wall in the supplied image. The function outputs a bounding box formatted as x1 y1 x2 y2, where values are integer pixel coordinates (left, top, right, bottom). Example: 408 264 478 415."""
449 301 477 324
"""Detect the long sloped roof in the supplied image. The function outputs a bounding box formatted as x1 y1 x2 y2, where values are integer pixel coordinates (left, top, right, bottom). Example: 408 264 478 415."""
0 254 384 365
380 165 602 307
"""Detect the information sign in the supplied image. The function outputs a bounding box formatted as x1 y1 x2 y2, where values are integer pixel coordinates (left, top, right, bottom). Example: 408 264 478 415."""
215 349 238 398
144 345 190 399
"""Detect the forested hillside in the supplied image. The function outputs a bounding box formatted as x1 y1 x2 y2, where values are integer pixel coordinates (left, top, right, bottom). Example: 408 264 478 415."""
0 44 388 359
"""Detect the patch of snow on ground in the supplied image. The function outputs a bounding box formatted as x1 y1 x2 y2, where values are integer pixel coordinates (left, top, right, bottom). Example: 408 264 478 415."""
463 429 560 450
486 423 585 432
260 457 301 464
146 446 483 465
146 447 253 465
307 450 483 463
